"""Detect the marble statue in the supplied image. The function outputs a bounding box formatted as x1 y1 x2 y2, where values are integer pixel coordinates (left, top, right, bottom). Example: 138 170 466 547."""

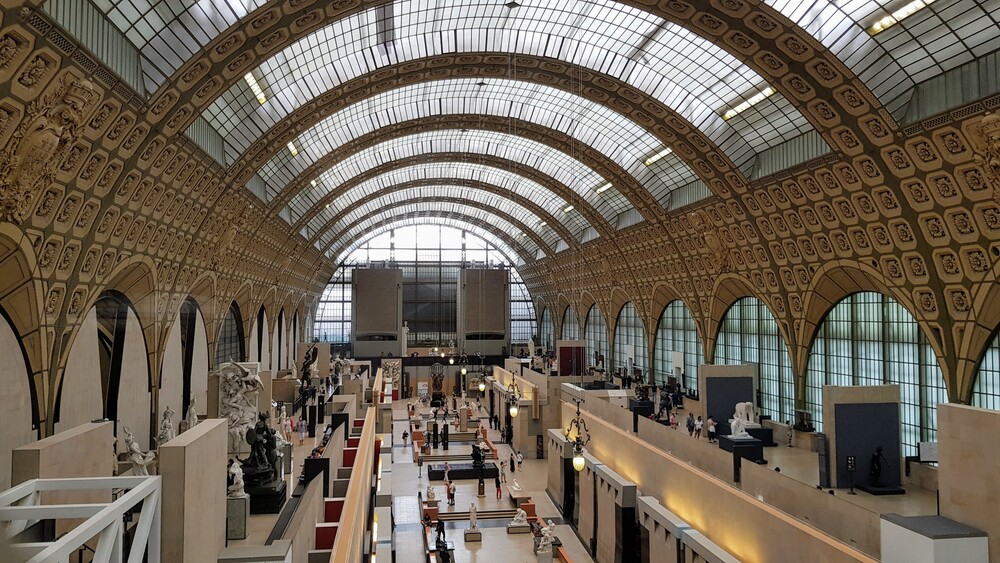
729 411 750 438
279 408 293 442
510 507 528 526
469 503 478 529
218 362 262 452
735 401 757 425
185 396 199 430
228 458 247 497
122 426 155 476
401 321 409 357
511 479 522 491
537 526 554 554
426 485 436 501
157 406 176 446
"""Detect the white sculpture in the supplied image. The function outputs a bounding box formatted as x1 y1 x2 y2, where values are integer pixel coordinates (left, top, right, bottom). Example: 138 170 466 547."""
537 526 554 554
426 485 436 501
401 322 410 357
157 406 176 446
735 401 757 425
185 396 199 431
511 479 522 491
279 408 293 442
123 426 156 476
510 508 528 526
228 458 247 498
469 503 478 529
218 362 262 452
730 412 750 438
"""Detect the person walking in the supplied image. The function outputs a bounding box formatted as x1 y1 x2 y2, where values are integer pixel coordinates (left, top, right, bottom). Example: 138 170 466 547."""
516 450 524 471
444 462 451 483
297 415 307 445
499 460 508 483
686 413 695 436
402 430 409 446
417 453 424 477
707 416 718 443
694 416 703 439
669 412 678 430
495 474 503 500
509 451 516 474
448 481 456 506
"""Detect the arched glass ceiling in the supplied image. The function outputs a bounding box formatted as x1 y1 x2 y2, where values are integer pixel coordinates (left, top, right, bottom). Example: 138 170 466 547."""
240 79 693 207
272 129 632 223
337 219 524 265
765 0 1000 111
309 185 564 251
324 207 541 260
294 164 591 237
202 0 812 169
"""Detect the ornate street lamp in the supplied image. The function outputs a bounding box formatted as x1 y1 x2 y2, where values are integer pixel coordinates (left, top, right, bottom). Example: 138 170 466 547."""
507 381 522 418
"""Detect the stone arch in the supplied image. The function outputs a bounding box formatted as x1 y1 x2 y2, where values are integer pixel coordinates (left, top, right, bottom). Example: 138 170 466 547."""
704 273 781 364
0 304 41 488
0 224 43 434
955 262 1000 404
160 297 210 426
215 300 247 367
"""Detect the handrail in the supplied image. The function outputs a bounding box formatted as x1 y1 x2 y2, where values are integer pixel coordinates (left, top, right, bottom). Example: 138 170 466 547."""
328 407 377 563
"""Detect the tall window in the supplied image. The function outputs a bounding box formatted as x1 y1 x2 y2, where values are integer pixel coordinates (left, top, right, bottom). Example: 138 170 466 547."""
805 292 947 455
539 308 554 352
614 303 647 373
584 305 608 367
561 306 580 340
973 331 1000 410
314 224 535 346
215 302 244 367
715 297 794 424
655 300 703 390
315 269 352 344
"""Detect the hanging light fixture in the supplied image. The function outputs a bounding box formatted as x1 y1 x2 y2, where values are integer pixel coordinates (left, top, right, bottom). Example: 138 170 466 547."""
478 378 486 393
449 357 455 365
564 398 591 472
507 381 522 418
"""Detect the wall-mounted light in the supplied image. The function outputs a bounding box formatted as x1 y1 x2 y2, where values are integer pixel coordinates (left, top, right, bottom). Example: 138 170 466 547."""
507 381 522 418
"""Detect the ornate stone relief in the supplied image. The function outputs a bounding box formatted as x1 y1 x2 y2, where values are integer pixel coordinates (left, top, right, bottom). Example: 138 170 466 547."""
689 210 732 274
971 112 1000 204
0 76 95 222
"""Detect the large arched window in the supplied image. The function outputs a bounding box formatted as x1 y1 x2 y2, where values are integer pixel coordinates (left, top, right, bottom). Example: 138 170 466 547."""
584 305 608 368
973 330 1000 410
715 297 794 424
655 300 703 390
561 306 580 340
614 303 647 374
215 302 245 367
539 308 554 353
805 292 947 455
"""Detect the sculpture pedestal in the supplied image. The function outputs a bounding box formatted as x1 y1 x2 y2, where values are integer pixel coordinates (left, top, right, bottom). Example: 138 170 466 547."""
507 523 532 534
718 435 764 463
227 496 249 540
464 528 482 542
247 479 287 514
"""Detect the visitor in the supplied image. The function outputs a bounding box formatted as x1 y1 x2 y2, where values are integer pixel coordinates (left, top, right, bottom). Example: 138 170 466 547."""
402 430 409 446
495 474 503 500
686 413 695 436
298 415 307 445
436 519 446 541
516 450 523 470
509 451 516 473
448 480 456 506
417 454 424 477
500 460 508 483
707 416 718 443
444 462 451 483
669 412 678 430
694 416 703 439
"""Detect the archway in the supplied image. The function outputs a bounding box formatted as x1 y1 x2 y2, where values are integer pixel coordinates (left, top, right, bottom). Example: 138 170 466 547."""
0 306 37 488
161 298 210 425
215 301 246 367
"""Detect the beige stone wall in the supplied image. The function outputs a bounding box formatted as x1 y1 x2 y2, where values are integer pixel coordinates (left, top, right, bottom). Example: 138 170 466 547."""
822 385 900 486
938 404 1000 559
158 418 226 563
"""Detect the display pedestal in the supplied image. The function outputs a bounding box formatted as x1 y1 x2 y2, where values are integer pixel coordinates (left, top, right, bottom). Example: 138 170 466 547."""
247 479 287 514
227 496 249 540
464 529 482 542
747 427 776 446
281 443 293 474
718 435 765 463
507 523 532 534
858 483 906 495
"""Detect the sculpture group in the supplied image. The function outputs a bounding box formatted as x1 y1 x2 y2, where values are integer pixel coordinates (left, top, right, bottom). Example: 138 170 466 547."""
218 362 262 452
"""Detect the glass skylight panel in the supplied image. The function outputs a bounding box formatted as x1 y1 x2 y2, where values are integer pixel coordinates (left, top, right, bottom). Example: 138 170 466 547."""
266 130 627 221
199 0 811 173
763 0 1000 108
336 219 524 264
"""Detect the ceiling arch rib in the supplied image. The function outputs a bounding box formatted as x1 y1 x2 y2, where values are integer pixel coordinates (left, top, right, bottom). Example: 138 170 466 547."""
248 78 691 208
336 216 526 266
310 190 563 253
281 128 630 222
292 166 589 239
291 152 615 239
302 179 581 250
203 0 811 172
319 204 545 260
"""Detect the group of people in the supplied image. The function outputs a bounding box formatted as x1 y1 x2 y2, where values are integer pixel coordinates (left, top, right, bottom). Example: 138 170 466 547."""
660 412 718 442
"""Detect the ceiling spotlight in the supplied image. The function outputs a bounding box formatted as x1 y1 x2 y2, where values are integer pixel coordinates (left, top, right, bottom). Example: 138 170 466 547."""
644 147 673 166
722 87 775 120
563 205 574 213
539 221 547 227
244 72 267 104
595 183 611 194
868 0 936 35
311 179 317 187
287 142 298 156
